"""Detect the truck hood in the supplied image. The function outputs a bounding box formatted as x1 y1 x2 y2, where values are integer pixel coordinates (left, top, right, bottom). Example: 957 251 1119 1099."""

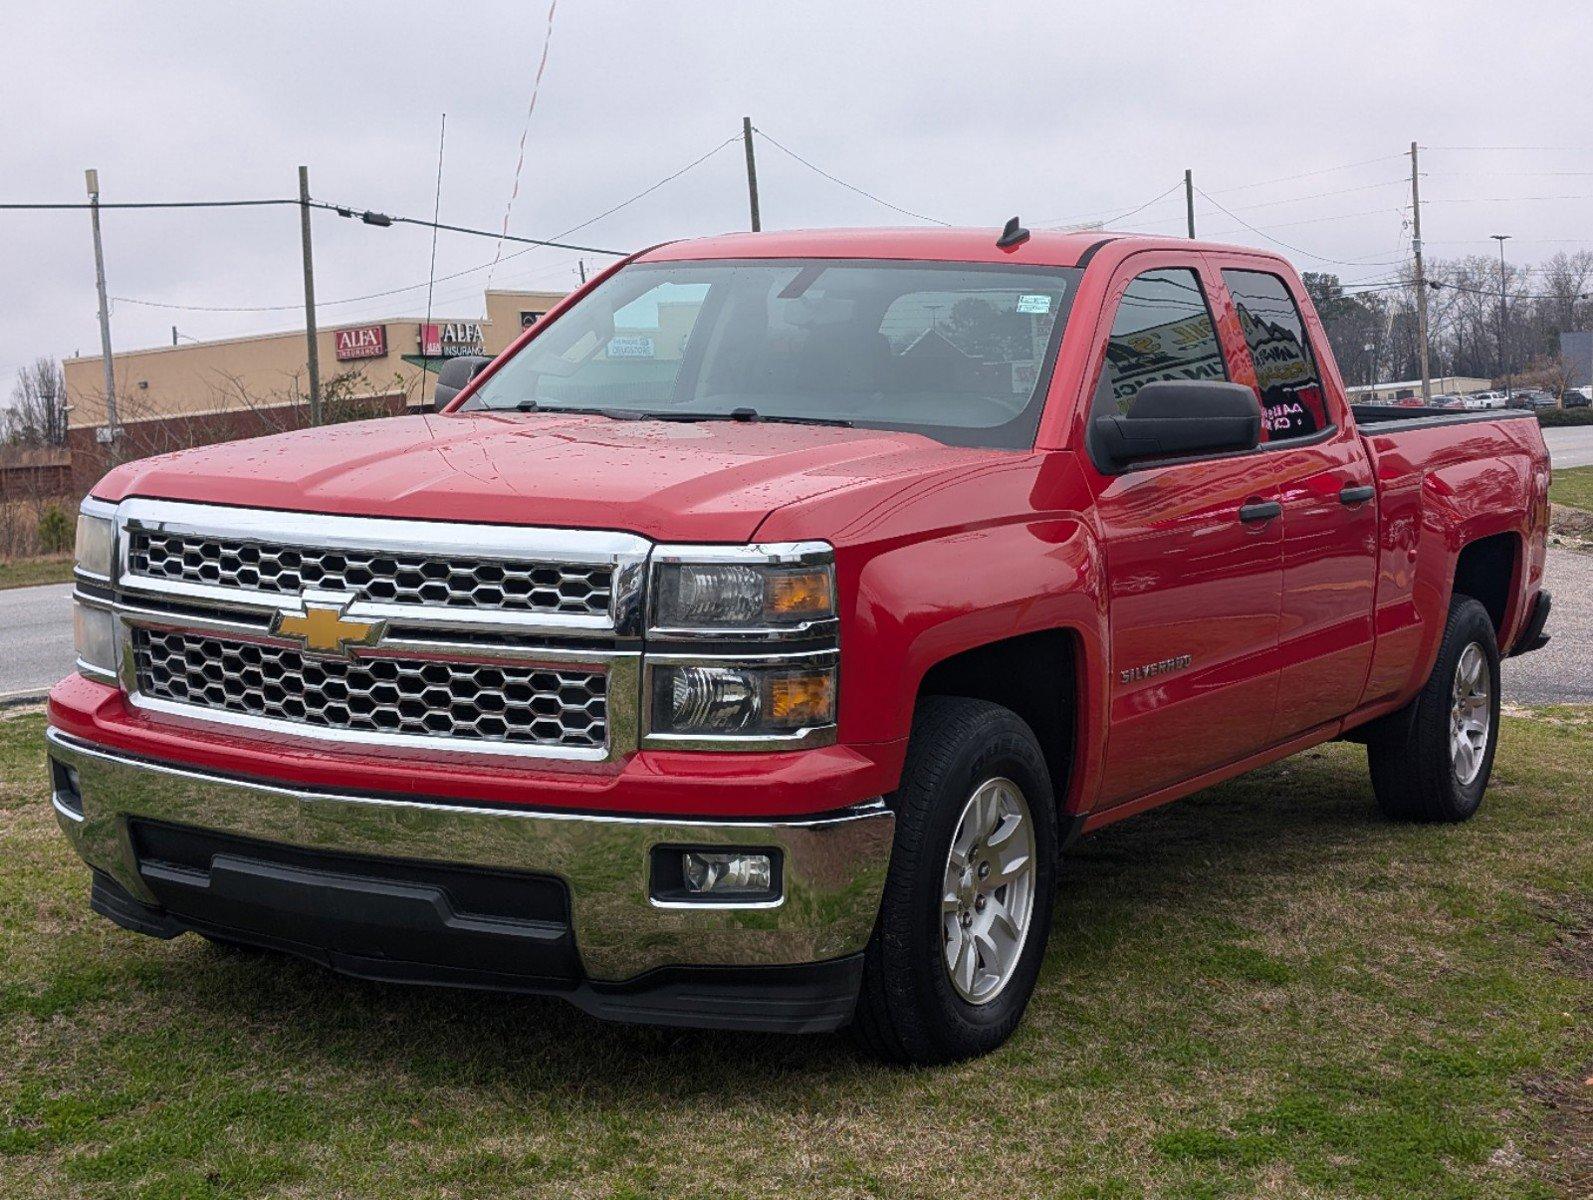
93 411 993 542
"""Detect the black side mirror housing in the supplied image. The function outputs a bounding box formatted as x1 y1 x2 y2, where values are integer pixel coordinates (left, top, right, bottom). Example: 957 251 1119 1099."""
432 355 492 410
1092 380 1262 470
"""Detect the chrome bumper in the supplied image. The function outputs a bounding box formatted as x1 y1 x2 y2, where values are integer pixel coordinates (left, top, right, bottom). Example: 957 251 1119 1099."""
45 729 894 982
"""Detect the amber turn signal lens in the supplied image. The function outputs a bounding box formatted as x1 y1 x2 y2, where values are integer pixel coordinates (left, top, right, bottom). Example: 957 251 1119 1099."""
766 670 836 727
766 569 833 619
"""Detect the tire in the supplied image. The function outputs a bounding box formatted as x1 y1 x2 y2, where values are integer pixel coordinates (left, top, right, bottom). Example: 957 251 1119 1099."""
853 697 1058 1064
1367 596 1501 823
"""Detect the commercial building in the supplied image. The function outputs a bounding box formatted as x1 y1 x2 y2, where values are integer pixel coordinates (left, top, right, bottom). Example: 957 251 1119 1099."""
1344 375 1491 402
59 288 565 491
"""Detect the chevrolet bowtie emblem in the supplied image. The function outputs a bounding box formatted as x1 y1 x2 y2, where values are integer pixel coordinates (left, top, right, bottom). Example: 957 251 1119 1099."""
270 597 386 660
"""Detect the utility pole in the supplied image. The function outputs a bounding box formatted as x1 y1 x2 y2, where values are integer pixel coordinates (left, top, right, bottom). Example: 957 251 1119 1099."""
85 169 120 456
298 165 323 426
1409 142 1432 403
1184 169 1195 238
1491 234 1512 401
742 116 761 232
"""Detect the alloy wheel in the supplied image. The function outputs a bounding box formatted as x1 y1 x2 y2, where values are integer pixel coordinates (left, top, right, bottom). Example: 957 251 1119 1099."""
941 777 1037 1004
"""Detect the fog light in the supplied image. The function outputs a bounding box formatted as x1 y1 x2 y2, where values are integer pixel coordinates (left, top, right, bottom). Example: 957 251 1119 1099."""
682 851 773 896
50 758 83 818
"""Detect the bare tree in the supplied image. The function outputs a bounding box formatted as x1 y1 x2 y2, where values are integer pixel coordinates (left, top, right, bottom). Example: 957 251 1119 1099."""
4 358 70 446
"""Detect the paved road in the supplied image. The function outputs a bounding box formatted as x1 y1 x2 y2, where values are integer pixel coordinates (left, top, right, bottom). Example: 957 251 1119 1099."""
0 549 1586 706
1543 424 1593 469
1502 546 1592 706
0 582 74 702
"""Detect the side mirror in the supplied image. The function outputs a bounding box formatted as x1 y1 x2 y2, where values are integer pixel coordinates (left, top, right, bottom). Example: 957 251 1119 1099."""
432 355 492 410
1092 380 1261 469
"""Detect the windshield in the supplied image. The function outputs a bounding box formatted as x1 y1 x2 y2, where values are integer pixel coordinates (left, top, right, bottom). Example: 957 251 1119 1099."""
461 258 1081 449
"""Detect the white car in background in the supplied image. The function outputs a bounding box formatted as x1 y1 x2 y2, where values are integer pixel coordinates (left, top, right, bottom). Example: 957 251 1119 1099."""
1460 391 1508 410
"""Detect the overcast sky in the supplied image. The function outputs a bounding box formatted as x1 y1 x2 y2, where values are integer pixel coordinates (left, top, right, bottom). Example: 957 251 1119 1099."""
6 0 1592 392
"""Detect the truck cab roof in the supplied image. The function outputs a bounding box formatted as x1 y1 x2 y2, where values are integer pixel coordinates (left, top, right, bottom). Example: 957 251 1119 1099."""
637 227 1288 270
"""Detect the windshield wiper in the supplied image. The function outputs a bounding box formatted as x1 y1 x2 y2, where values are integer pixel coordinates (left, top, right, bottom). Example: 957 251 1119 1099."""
644 407 854 428
502 400 647 420
497 401 851 427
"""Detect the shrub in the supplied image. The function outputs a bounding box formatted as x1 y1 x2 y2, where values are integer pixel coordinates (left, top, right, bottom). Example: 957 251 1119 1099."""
36 505 72 554
1538 407 1593 427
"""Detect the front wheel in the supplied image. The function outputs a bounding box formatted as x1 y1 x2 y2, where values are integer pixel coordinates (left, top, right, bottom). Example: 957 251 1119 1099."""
1367 596 1501 822
853 697 1058 1064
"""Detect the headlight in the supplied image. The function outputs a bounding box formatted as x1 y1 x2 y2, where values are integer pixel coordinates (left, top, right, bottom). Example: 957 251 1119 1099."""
651 543 835 634
74 603 116 678
647 659 837 742
74 508 116 579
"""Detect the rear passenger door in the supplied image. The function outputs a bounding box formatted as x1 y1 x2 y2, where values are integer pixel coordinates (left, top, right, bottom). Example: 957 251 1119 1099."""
1216 266 1378 740
1087 258 1286 807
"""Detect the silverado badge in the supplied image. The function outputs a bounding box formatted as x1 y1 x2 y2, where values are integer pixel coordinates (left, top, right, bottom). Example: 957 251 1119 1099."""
1119 654 1192 685
270 597 386 660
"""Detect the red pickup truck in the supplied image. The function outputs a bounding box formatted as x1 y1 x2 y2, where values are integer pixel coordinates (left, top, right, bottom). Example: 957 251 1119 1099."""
50 227 1552 1063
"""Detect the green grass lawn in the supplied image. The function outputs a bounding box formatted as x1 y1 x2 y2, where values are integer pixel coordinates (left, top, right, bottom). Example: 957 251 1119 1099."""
1 707 1587 1199
1550 465 1593 513
0 555 73 591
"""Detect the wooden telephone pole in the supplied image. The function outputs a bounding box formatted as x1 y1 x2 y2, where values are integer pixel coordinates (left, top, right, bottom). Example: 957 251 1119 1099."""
1410 142 1432 403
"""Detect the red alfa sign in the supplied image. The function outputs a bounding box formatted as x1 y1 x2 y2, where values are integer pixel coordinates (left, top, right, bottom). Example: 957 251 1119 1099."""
334 325 387 361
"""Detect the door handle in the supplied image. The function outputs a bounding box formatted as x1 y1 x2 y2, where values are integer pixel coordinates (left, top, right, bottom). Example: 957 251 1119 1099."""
1338 484 1375 505
1238 500 1282 523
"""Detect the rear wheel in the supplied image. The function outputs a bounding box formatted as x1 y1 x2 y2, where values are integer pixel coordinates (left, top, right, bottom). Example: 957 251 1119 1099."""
1367 596 1501 822
853 697 1058 1064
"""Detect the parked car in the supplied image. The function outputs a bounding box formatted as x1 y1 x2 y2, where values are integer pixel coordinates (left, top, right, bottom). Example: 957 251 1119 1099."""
1562 386 1591 408
1466 390 1510 409
51 229 1553 1064
1509 389 1558 410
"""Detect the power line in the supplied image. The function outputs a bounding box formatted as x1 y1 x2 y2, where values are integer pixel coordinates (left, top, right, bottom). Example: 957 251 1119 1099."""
81 131 744 316
1424 145 1593 153
1193 187 1405 267
1424 170 1593 179
316 203 621 254
1422 193 1593 205
422 112 447 370
752 126 951 225
1207 153 1407 195
1215 178 1407 213
0 198 296 211
550 135 739 239
1038 181 1185 230
489 0 560 288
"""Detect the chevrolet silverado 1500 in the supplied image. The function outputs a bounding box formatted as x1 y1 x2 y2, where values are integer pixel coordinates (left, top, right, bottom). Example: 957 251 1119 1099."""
50 227 1553 1063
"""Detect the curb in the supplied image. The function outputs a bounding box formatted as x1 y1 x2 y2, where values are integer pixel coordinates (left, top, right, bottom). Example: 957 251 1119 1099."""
0 689 49 711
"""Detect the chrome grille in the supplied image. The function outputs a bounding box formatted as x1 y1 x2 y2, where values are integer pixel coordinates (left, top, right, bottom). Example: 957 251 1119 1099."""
128 530 614 617
132 628 608 750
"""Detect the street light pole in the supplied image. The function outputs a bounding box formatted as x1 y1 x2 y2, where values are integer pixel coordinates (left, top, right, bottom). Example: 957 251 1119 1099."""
1491 234 1511 402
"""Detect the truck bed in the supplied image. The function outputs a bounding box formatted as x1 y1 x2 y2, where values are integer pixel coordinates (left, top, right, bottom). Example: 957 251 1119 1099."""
1348 404 1540 432
1351 404 1550 709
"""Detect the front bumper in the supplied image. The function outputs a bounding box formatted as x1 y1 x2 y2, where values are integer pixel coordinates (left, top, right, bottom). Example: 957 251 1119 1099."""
46 729 895 1032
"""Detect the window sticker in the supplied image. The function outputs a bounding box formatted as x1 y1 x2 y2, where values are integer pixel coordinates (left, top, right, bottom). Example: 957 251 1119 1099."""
1016 294 1053 315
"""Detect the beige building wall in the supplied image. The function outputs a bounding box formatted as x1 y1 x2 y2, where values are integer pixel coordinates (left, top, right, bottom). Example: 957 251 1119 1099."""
64 289 569 430
483 290 567 354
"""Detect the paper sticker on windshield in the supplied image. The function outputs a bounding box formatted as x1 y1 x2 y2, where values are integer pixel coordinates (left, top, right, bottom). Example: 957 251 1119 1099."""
1016 294 1053 315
